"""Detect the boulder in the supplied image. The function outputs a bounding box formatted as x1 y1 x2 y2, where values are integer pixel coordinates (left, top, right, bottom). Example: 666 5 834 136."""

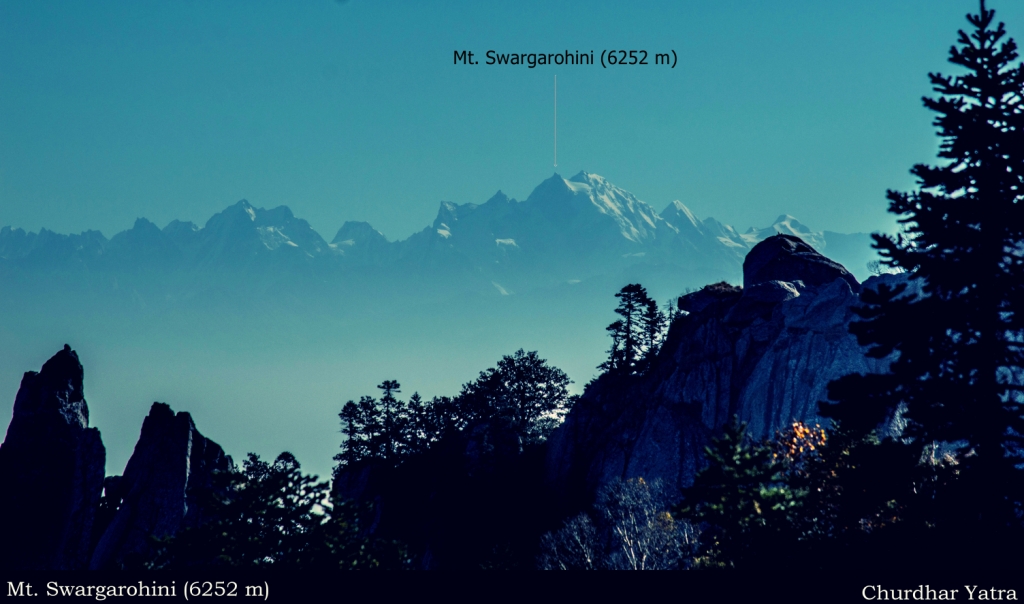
743 233 859 291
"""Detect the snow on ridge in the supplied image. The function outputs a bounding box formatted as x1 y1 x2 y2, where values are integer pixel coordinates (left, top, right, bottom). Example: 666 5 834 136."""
742 214 826 250
8 172 853 271
661 200 703 231
257 225 296 251
562 171 663 243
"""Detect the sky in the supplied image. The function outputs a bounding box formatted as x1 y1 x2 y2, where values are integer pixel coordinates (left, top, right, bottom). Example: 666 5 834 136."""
3 0 1024 242
4 0 1024 482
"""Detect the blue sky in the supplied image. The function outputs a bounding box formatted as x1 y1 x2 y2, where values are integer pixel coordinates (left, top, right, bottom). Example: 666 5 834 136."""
3 0 1023 241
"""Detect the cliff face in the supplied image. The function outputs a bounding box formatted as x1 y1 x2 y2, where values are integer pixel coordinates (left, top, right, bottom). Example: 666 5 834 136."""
546 234 891 502
90 402 232 569
0 345 105 570
0 346 233 570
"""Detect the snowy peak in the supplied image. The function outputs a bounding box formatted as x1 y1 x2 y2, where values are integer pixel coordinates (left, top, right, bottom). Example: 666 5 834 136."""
526 171 662 244
189 200 330 263
432 201 474 233
563 171 626 199
0 172 877 283
204 199 254 231
329 221 393 263
567 170 607 186
743 214 825 251
770 215 816 239
526 173 575 204
427 190 519 242
206 200 298 229
701 217 747 250
661 200 703 232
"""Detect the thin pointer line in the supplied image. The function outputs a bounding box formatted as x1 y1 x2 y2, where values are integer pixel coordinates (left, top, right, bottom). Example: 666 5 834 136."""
554 75 557 167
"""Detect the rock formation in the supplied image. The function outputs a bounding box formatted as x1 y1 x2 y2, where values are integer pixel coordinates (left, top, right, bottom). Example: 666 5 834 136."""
0 344 105 570
546 234 892 503
90 402 232 569
1 346 236 570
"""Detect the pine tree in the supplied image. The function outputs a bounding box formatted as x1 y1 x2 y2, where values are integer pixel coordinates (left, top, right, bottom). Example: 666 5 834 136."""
677 419 803 568
335 381 414 468
640 295 668 373
335 395 378 467
377 380 411 462
825 0 1024 530
602 319 626 374
600 284 666 376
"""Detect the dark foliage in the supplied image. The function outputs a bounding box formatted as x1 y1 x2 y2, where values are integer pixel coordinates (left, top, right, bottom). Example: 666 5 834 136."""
600 283 667 376
677 419 804 568
329 350 575 568
455 349 575 446
335 349 574 471
824 0 1024 550
675 420 951 569
332 434 563 569
148 452 408 569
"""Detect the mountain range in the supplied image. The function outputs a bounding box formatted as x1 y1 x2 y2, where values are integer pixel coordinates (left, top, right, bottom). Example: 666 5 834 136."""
0 172 876 299
0 172 880 482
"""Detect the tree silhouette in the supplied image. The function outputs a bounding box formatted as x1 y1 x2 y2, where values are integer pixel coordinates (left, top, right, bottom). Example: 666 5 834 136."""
335 351 574 472
677 419 804 568
457 349 575 445
600 284 666 376
336 395 378 467
825 0 1024 535
149 452 407 569
377 380 411 461
335 381 423 468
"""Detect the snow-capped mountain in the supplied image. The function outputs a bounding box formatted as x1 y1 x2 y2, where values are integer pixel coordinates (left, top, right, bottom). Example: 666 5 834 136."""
0 172 877 486
740 215 826 250
199 200 317 252
393 172 673 277
0 172 875 298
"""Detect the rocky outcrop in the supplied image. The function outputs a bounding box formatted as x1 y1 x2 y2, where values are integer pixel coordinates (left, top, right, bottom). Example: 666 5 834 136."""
742 233 859 292
0 347 234 570
0 345 105 570
546 234 892 503
89 402 232 569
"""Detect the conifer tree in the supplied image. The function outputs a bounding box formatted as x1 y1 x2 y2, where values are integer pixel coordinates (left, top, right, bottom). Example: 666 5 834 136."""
335 395 378 467
826 0 1024 528
600 284 666 375
678 420 802 568
377 380 411 462
640 295 668 373
335 381 413 468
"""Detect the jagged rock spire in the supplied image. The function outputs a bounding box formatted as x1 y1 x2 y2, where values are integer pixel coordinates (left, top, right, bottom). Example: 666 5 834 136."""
0 344 105 570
